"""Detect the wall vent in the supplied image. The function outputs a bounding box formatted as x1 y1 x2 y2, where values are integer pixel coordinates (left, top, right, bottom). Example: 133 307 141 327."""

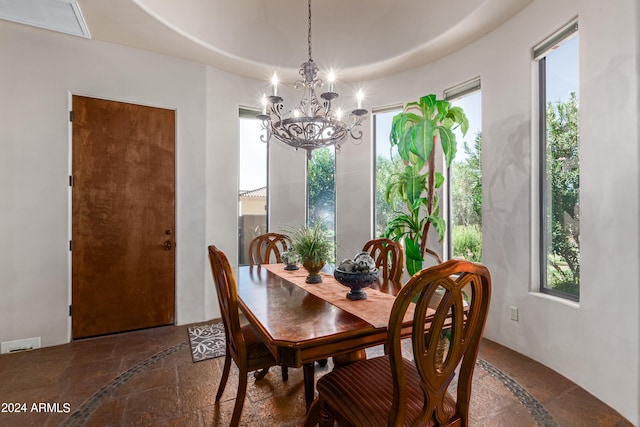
1 337 42 354
0 0 90 38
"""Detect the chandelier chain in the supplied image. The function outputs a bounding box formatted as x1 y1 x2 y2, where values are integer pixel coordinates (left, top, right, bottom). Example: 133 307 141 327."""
307 0 312 61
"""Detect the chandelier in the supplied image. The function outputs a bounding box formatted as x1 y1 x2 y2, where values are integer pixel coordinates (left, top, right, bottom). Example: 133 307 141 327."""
257 0 368 159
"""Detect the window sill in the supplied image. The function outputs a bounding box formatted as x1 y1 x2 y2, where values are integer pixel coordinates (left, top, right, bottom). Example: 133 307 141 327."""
528 291 580 308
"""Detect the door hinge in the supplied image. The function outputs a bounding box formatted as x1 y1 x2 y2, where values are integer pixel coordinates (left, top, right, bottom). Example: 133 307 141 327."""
69 305 73 316
69 111 74 122
69 240 73 251
69 175 74 187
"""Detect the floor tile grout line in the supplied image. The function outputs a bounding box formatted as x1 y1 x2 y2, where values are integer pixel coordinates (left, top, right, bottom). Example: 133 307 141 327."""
60 341 189 427
476 358 560 427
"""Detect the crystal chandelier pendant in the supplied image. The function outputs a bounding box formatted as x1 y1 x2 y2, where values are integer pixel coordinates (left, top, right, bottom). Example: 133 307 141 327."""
258 0 367 159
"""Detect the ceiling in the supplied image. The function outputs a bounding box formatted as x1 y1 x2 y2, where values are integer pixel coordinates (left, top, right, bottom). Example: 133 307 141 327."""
7 0 534 82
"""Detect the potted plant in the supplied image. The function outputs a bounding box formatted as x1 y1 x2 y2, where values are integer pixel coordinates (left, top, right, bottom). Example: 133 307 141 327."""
383 94 469 275
287 221 334 283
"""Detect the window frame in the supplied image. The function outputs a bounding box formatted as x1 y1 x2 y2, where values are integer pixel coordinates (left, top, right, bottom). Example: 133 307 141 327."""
535 20 580 302
443 79 482 262
372 106 403 239
238 107 269 266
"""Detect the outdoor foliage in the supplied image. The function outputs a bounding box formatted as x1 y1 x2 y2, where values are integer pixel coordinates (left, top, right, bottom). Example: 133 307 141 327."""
451 131 482 261
451 132 482 228
452 225 482 262
544 92 580 296
375 156 403 237
307 147 335 229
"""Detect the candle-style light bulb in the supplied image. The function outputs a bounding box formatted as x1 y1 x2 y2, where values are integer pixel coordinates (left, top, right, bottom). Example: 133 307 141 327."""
356 90 364 109
327 70 335 92
271 73 279 96
336 108 343 121
261 95 267 114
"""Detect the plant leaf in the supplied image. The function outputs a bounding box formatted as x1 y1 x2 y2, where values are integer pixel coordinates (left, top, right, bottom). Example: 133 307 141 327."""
448 106 469 136
435 99 450 122
439 127 456 167
426 215 447 241
407 258 423 276
405 237 424 262
406 170 426 207
405 238 424 275
419 94 437 115
413 121 435 162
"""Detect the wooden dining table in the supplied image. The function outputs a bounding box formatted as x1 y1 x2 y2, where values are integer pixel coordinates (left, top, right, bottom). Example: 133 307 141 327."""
236 263 415 409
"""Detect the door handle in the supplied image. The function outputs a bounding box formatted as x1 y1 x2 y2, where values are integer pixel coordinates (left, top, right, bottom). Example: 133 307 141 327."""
163 240 172 251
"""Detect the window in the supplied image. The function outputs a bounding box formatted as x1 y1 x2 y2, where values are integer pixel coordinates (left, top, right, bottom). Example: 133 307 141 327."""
238 109 268 265
535 22 580 300
307 146 335 239
373 109 402 238
445 80 482 262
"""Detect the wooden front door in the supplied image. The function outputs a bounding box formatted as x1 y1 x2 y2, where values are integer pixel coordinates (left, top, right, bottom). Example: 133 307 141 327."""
71 96 176 339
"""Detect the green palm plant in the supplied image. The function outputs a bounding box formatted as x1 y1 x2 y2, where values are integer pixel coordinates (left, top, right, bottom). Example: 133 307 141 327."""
287 220 334 284
288 221 334 265
383 94 469 275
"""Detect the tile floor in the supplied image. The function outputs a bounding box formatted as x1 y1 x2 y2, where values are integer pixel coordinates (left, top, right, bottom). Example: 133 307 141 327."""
0 322 632 427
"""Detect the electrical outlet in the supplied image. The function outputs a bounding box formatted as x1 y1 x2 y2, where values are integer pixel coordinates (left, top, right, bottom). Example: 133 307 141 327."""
509 306 519 321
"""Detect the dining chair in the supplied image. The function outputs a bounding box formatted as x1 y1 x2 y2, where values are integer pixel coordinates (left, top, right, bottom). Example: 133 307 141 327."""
362 238 404 294
249 232 290 265
208 245 288 426
305 259 491 427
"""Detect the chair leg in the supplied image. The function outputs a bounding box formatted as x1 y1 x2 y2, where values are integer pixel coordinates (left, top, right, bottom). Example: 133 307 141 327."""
319 404 334 427
304 398 321 427
255 366 288 381
254 367 269 380
231 368 249 427
216 354 232 401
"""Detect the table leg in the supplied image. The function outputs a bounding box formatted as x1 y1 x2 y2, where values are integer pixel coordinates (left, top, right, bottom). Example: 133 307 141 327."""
303 362 315 410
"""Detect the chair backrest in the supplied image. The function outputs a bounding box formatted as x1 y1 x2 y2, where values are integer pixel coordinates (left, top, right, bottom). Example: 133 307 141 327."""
249 233 290 265
208 245 247 362
362 238 404 293
387 259 491 427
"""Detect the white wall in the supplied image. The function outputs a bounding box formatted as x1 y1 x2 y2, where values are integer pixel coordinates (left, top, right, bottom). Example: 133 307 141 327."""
0 21 264 344
353 0 639 423
0 0 638 423
335 118 374 262
268 138 307 235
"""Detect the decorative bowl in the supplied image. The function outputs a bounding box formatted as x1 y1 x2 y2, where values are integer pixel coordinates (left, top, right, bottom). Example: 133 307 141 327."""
281 251 300 270
334 268 379 300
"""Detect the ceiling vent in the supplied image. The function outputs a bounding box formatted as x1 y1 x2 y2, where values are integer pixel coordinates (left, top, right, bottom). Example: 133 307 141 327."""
0 0 90 38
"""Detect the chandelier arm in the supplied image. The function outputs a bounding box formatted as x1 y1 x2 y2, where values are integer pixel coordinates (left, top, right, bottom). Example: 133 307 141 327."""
348 128 364 141
322 99 332 118
259 120 271 143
